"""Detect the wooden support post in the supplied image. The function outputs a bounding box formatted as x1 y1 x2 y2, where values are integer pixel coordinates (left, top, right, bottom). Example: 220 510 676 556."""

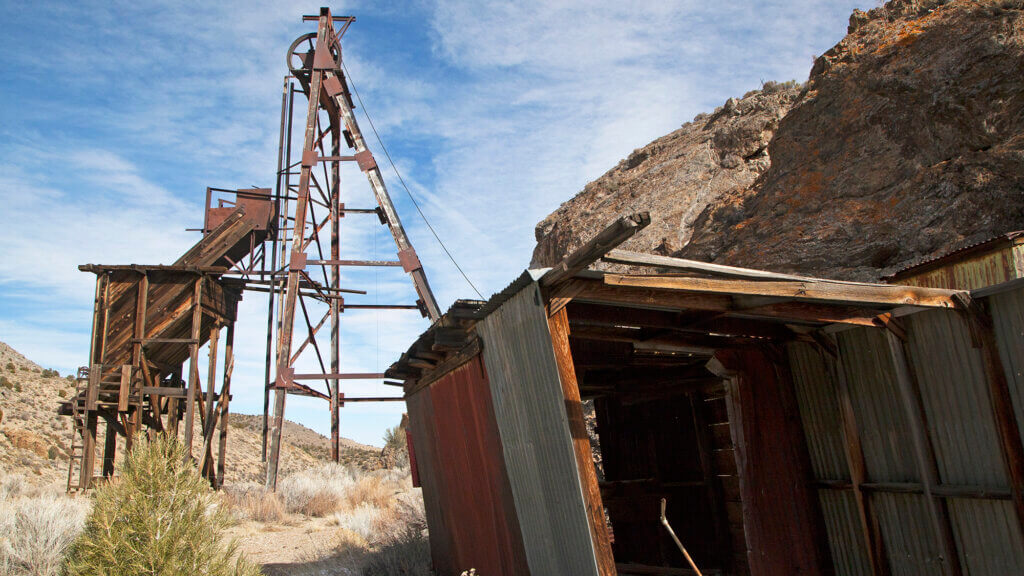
102 419 118 477
884 331 963 576
217 324 234 488
547 307 617 576
118 365 131 413
958 298 1024 541
825 339 890 576
167 365 182 439
201 324 220 480
127 274 149 450
81 411 98 490
184 277 203 461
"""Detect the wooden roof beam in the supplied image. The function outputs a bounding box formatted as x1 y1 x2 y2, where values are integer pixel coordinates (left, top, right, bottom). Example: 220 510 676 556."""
567 279 886 326
604 274 960 309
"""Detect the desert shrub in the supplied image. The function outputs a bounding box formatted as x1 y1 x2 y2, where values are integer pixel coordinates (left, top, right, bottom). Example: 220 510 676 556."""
65 374 75 382
0 489 88 576
361 530 430 576
40 369 59 379
47 446 58 460
221 483 286 524
0 376 12 390
333 503 384 542
64 434 260 576
381 426 410 469
58 388 67 398
14 383 21 393
5 362 14 372
278 463 357 517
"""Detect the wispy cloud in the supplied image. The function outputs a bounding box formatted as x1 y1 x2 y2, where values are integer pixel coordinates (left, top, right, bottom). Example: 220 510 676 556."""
0 0 869 445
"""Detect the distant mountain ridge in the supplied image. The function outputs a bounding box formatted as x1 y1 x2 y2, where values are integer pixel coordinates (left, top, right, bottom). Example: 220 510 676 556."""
0 341 379 489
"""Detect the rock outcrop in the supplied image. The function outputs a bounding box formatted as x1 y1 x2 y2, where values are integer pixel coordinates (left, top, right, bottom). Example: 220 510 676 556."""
532 0 1024 281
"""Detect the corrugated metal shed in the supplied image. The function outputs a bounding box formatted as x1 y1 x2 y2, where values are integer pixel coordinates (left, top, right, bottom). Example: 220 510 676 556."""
885 231 1024 290
476 281 601 576
391 232 1024 576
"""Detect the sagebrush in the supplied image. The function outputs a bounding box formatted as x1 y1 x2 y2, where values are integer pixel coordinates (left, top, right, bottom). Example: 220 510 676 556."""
63 434 261 576
0 473 88 576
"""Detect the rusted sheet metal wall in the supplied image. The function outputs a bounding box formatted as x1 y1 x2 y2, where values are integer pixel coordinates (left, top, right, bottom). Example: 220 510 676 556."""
894 244 1024 290
405 357 530 576
476 281 600 576
788 343 871 576
990 287 1024 447
405 389 454 575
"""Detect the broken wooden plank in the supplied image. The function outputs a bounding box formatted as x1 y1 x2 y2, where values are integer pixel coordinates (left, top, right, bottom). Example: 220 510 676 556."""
540 212 651 288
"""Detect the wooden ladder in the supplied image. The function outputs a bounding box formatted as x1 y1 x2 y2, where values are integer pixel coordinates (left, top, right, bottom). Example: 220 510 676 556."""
65 366 91 492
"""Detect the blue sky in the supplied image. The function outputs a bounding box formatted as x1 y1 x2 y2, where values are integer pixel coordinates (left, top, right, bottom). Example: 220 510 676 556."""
0 0 869 446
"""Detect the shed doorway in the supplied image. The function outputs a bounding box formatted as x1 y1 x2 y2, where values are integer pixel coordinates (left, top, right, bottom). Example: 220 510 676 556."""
569 321 746 576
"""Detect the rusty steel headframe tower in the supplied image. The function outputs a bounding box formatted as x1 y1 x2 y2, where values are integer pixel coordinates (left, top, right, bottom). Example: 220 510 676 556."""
263 8 440 488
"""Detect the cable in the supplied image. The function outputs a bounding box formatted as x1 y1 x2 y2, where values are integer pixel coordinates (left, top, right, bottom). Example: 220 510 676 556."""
341 59 484 299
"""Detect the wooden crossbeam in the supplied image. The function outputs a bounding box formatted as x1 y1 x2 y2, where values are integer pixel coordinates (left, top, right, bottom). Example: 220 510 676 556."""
604 274 960 309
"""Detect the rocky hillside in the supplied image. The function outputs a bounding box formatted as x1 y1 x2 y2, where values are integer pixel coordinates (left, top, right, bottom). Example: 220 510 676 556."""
533 0 1024 281
0 341 380 489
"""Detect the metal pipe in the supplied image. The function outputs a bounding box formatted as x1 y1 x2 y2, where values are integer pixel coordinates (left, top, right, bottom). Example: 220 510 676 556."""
660 498 704 576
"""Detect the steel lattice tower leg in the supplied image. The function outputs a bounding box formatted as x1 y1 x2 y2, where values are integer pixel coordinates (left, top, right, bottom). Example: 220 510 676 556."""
264 8 440 489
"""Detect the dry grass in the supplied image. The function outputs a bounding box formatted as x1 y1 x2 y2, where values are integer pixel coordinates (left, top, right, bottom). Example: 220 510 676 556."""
0 473 89 576
228 463 431 575
221 482 287 524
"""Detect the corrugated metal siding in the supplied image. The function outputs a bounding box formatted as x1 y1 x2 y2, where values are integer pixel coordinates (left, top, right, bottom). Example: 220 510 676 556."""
948 499 1024 574
990 287 1024 448
789 343 871 575
895 248 1021 290
476 281 600 576
405 358 531 576
874 492 949 576
425 357 531 576
836 328 919 482
789 343 849 481
904 308 1024 574
904 310 1007 487
818 489 872 576
405 388 456 576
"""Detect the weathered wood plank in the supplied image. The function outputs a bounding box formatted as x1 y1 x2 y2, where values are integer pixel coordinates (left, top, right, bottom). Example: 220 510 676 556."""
548 308 617 576
540 212 651 288
605 274 959 309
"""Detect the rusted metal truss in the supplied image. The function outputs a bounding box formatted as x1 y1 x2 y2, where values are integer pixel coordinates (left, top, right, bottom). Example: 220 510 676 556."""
63 8 440 492
262 7 441 489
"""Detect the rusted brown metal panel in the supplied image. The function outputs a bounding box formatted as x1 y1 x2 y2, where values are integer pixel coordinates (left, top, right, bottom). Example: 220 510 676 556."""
476 280 601 576
405 357 528 576
886 232 1024 290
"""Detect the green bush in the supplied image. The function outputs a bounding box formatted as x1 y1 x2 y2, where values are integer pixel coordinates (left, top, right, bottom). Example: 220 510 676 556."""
64 435 261 576
41 369 59 379
5 362 14 372
47 446 59 460
58 388 67 398
0 376 12 390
